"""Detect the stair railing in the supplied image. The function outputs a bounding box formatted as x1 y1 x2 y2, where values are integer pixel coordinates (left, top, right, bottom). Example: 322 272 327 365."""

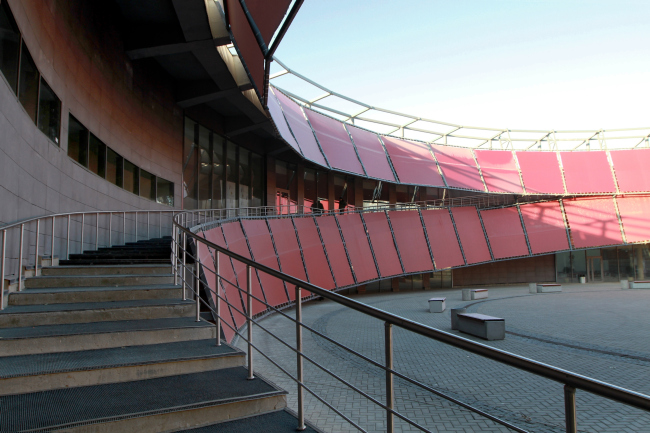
173 210 650 433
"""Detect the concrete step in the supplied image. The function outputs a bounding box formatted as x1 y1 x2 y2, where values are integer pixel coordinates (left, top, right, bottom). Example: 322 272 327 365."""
41 264 171 276
0 298 195 328
24 273 174 289
1 368 287 433
0 339 244 396
176 409 323 433
60 258 169 266
0 317 217 356
8 284 184 305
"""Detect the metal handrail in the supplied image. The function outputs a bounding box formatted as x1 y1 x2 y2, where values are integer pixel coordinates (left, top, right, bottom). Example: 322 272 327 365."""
172 208 650 433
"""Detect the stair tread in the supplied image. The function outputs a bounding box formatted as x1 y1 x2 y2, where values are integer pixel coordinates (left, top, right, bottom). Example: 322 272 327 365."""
0 317 213 340
0 339 239 379
179 409 321 433
0 298 193 315
0 368 285 432
27 274 173 280
42 264 170 270
13 284 180 294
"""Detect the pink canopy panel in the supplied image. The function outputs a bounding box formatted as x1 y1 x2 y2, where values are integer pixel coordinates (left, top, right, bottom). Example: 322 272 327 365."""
203 227 242 340
420 209 465 269
610 149 650 193
304 109 364 175
474 150 523 194
221 221 267 316
519 201 570 254
314 216 355 287
274 90 329 167
267 90 302 156
386 211 433 273
267 218 307 301
240 219 289 306
292 216 335 290
336 213 378 283
560 152 616 194
563 197 622 248
362 212 403 277
226 0 265 95
615 195 650 243
479 207 529 259
515 152 564 194
346 125 395 182
431 144 485 191
450 207 492 264
382 136 444 186
244 0 292 45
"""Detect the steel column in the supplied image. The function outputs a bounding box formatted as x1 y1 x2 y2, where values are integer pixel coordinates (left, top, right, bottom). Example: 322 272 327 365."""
216 252 221 346
296 285 306 430
247 264 254 380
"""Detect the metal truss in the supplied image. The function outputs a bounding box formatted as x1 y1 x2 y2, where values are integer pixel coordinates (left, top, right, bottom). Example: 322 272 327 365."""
270 58 650 151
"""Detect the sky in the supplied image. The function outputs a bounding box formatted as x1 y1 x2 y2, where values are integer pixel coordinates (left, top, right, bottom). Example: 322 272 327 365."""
271 0 650 131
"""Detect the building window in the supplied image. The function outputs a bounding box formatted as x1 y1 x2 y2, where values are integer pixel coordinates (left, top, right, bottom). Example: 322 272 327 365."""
183 118 198 210
212 134 224 209
37 78 61 144
140 169 156 201
88 134 106 178
18 41 38 122
251 153 263 207
106 147 123 188
0 1 20 94
68 115 89 166
157 178 174 206
124 160 139 195
198 125 211 209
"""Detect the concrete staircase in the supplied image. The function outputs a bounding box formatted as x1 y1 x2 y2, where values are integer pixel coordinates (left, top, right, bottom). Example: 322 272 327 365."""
0 238 319 432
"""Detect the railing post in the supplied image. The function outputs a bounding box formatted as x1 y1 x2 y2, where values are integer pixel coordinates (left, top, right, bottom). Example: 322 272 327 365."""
123 212 126 244
182 231 187 301
172 224 178 286
18 224 24 291
0 230 5 310
564 385 577 433
147 212 150 239
296 285 306 431
216 252 221 346
95 213 99 250
108 213 112 247
195 257 200 322
385 321 394 433
158 213 161 238
247 264 254 380
51 216 55 260
34 219 40 275
80 214 85 254
135 211 138 241
66 215 71 260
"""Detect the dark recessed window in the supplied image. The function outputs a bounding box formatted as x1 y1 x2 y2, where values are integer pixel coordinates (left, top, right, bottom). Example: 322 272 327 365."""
37 78 61 144
139 169 155 201
156 178 174 207
0 1 20 94
88 134 106 178
18 41 38 122
68 115 88 167
106 147 123 188
124 160 139 195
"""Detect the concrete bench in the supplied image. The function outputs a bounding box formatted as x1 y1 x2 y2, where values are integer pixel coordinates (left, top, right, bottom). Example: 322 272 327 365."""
428 297 446 313
529 283 562 293
630 281 650 289
457 313 505 340
461 288 488 301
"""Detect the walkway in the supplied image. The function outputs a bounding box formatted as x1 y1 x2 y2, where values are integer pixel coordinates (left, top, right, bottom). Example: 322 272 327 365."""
238 283 650 432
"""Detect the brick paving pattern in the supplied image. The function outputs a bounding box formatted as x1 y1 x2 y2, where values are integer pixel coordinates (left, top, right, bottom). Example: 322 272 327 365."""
237 283 650 432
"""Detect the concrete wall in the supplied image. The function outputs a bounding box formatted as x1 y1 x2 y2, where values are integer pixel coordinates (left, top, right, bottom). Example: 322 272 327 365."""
0 0 183 273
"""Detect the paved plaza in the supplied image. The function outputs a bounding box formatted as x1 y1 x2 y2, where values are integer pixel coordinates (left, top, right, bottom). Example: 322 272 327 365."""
237 283 650 432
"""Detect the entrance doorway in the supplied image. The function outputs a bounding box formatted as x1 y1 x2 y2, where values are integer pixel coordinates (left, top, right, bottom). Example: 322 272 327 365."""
586 256 604 282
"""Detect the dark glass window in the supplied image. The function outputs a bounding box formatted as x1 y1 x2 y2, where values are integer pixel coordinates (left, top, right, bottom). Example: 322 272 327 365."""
226 142 238 209
198 125 211 209
68 115 88 166
239 148 251 208
106 147 123 188
212 135 224 209
183 118 198 209
304 168 317 210
140 169 155 201
18 41 38 122
0 1 20 94
251 153 263 207
156 178 174 206
88 134 106 178
124 160 139 195
37 78 61 144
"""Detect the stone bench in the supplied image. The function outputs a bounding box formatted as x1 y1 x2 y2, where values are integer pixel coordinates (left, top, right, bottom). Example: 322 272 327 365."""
428 297 446 313
461 288 488 301
457 313 505 340
630 281 650 289
529 283 562 293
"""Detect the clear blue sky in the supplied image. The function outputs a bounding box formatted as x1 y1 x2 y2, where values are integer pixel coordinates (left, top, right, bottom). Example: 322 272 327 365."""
272 0 650 131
